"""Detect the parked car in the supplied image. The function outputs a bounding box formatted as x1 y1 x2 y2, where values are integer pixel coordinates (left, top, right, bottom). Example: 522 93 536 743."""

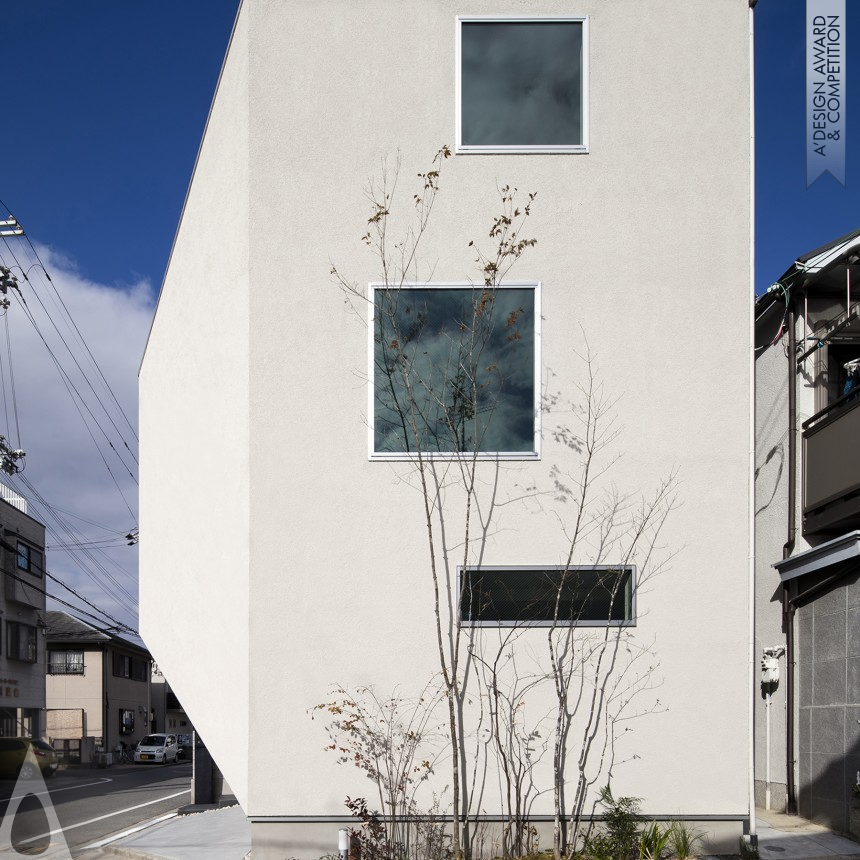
0 738 58 779
133 733 179 764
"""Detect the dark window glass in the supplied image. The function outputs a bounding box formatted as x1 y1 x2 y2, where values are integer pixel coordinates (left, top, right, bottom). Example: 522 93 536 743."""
113 652 146 682
461 566 633 625
373 286 536 454
7 622 37 662
461 21 583 148
113 653 129 677
16 542 42 576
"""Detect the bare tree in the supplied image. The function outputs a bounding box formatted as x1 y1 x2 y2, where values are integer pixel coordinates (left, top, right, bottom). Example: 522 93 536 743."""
542 350 677 858
330 150 676 860
332 147 538 860
312 682 447 859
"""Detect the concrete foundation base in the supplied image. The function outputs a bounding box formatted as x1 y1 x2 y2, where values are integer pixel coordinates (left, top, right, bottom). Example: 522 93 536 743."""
249 817 747 860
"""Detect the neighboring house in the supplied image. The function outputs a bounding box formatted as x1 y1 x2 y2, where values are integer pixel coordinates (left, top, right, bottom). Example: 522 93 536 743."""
0 485 47 739
45 611 152 761
755 230 860 833
139 2 753 858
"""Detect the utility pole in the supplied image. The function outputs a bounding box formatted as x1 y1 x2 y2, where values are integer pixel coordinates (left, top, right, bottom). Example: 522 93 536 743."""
0 263 25 473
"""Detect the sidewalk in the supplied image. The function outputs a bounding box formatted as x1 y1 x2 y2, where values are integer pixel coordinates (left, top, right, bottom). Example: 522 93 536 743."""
757 808 860 860
79 803 250 860
77 805 860 860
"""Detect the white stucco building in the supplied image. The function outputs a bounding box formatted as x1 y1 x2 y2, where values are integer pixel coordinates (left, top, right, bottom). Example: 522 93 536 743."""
140 2 755 858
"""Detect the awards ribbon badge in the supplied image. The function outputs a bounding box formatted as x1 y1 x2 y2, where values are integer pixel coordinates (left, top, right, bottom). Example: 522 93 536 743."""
807 0 847 188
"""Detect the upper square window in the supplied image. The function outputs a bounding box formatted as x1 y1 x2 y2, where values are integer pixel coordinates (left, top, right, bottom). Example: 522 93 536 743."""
370 282 540 459
457 17 588 154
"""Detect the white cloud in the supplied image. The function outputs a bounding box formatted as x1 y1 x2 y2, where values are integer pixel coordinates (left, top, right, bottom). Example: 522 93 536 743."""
0 241 154 634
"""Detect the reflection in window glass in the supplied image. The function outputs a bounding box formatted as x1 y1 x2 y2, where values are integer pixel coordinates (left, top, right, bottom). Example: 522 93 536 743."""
16 542 43 576
373 285 536 455
460 20 584 149
461 566 634 626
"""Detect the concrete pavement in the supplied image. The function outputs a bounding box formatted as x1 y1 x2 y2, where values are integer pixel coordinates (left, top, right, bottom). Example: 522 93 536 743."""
756 808 860 860
78 804 250 860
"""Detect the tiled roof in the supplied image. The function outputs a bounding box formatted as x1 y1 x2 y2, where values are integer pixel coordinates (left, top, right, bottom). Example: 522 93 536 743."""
46 610 110 642
45 610 150 657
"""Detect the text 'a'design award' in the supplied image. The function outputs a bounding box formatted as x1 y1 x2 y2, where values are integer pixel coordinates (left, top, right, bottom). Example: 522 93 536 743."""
807 0 846 188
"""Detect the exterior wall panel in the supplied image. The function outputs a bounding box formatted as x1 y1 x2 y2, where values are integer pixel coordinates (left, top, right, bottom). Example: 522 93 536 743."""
139 2 251 803
142 0 753 852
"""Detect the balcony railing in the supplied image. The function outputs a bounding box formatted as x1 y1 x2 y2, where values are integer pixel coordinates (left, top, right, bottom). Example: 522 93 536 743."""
803 390 860 534
47 663 85 675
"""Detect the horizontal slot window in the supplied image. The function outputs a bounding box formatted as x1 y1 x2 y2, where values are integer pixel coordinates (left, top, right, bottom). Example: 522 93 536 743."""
461 565 634 626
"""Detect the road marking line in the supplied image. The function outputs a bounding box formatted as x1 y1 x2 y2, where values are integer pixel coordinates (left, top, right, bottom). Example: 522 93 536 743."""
16 788 191 845
80 811 179 850
0 777 112 801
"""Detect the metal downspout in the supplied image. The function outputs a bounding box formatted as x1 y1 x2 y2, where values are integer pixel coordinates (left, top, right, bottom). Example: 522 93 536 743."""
748 1 758 844
784 304 798 815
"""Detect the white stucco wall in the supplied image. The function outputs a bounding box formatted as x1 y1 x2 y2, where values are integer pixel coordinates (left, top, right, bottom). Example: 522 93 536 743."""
139 3 250 803
46 649 104 739
141 0 752 837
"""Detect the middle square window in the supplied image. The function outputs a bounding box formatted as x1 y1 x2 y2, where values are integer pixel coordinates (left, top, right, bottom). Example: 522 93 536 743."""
369 282 540 459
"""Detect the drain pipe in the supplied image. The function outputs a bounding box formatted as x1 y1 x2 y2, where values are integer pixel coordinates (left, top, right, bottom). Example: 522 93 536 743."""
747 1 758 846
783 302 798 815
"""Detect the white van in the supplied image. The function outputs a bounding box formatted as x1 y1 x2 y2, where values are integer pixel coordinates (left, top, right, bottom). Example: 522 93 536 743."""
134 733 179 764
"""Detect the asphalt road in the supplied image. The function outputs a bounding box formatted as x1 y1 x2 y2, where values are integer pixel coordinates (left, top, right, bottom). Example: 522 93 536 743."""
0 759 193 856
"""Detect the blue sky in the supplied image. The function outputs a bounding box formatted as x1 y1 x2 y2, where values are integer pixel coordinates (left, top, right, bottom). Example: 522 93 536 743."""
2 1 855 296
0 0 855 632
756 0 858 289
3 0 240 291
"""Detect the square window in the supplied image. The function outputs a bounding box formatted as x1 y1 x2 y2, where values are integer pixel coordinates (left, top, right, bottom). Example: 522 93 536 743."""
460 566 635 627
457 17 588 153
370 283 539 459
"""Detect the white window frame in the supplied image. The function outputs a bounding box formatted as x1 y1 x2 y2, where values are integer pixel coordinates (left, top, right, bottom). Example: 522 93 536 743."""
459 565 637 628
456 16 590 155
368 281 541 461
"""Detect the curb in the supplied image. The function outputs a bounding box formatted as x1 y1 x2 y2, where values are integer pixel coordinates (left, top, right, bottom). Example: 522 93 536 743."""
77 812 179 860
100 847 171 860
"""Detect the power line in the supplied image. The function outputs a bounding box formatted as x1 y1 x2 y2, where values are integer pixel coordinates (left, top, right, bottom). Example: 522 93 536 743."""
0 548 136 636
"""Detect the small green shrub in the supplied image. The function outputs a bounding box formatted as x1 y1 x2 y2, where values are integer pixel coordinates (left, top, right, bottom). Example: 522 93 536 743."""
638 822 671 860
667 822 704 860
583 784 644 860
